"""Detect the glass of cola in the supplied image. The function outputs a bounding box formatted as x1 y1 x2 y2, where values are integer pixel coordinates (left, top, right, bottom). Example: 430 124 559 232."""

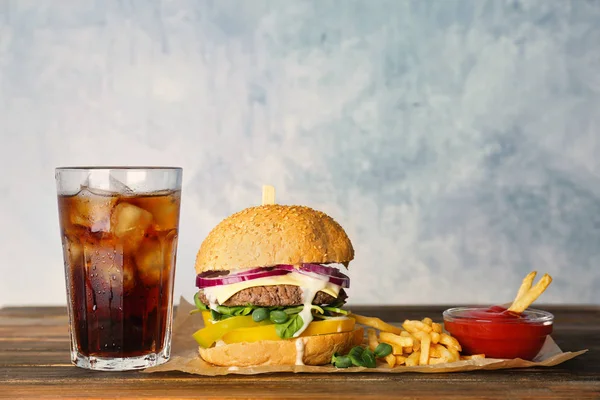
55 167 182 371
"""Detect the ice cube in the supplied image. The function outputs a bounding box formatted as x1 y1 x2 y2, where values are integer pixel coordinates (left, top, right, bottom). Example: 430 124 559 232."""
110 202 153 251
137 230 178 287
131 192 180 231
108 174 134 194
85 245 120 295
134 236 166 286
82 172 134 195
84 245 136 296
70 189 118 232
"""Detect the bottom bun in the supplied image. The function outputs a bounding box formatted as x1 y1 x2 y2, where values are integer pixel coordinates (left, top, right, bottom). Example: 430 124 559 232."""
199 328 364 367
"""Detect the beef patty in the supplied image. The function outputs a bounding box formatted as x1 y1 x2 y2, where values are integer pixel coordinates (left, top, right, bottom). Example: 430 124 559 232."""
198 285 347 307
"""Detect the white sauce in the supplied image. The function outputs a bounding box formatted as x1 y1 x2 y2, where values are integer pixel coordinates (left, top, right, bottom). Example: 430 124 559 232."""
292 271 329 338
228 366 239 371
202 269 343 337
295 338 306 366
202 288 220 311
215 340 226 347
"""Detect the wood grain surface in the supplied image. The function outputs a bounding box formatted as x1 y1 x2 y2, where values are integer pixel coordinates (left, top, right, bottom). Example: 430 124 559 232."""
1 305 598 399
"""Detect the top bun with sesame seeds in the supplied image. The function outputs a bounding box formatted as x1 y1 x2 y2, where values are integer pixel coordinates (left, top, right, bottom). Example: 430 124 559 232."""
195 204 354 274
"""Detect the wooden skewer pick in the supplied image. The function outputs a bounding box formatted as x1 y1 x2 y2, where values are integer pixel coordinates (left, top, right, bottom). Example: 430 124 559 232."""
262 185 276 205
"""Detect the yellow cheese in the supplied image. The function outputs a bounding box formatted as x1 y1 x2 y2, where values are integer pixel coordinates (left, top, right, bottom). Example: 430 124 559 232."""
203 273 342 304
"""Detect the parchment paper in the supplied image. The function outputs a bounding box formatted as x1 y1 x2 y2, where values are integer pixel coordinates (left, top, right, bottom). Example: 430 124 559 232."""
144 297 587 375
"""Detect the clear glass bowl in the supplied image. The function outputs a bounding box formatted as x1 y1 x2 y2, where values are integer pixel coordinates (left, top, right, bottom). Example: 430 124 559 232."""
443 307 554 360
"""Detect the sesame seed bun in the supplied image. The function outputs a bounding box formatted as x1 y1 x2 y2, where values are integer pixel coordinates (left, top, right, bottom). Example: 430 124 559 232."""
198 328 364 367
195 204 354 274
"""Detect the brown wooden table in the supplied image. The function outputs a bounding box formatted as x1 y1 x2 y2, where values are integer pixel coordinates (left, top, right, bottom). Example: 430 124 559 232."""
1 305 598 399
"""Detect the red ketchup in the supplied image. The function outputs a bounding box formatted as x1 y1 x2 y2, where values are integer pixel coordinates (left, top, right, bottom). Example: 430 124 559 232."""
443 306 554 360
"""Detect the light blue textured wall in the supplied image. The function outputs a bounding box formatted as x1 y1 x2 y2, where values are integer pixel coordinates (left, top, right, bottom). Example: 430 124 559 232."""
1 0 599 306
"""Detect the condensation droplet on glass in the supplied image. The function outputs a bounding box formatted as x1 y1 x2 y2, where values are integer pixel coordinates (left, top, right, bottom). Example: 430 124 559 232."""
92 304 97 311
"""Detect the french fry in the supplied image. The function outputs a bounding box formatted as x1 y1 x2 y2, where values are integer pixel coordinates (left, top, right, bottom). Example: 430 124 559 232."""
440 333 462 352
508 273 553 314
429 344 443 358
400 332 420 351
350 314 404 335
403 320 433 334
380 332 413 347
513 271 537 305
413 340 421 352
405 351 421 366
460 354 486 360
429 345 440 358
385 353 396 368
447 346 460 362
390 343 404 355
417 333 431 365
367 329 378 352
357 316 478 369
413 330 431 352
430 344 453 362
412 331 429 341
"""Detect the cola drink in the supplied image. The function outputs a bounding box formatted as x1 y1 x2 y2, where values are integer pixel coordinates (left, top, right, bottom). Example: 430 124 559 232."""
57 181 181 368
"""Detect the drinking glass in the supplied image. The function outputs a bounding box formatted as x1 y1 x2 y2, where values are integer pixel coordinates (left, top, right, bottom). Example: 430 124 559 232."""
55 167 182 371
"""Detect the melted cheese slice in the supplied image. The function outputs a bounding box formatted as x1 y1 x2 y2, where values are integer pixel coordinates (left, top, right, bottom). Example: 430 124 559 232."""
202 273 342 305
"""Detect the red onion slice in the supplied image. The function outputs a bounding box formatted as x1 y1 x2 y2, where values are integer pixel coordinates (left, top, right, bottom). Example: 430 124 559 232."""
321 274 350 288
275 264 295 272
275 264 350 288
300 263 349 278
196 268 290 288
196 264 350 289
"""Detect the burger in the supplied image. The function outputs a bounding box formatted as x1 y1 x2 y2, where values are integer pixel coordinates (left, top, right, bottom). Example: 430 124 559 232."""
191 204 363 366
